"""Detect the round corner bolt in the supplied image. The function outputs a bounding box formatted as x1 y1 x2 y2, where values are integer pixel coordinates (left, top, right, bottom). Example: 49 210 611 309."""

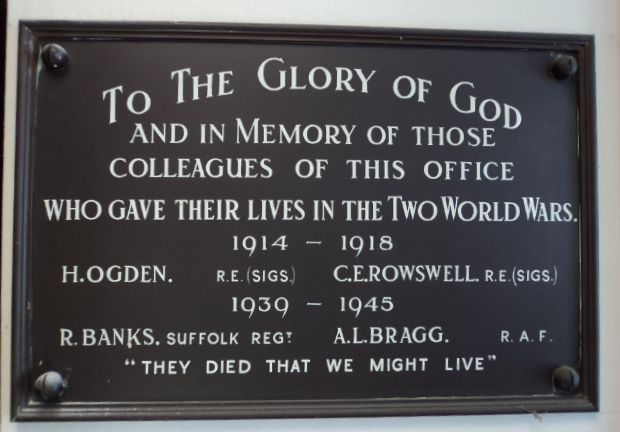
552 365 580 394
41 44 69 71
34 371 66 401
549 55 578 80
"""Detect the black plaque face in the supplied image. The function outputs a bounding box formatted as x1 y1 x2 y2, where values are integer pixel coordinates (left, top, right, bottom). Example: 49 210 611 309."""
11 23 597 421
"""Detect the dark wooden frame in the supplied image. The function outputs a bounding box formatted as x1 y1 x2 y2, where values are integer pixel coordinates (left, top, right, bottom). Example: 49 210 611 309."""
11 21 598 421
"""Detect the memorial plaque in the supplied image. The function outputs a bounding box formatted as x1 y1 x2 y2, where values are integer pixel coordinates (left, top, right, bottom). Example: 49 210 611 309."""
11 23 598 420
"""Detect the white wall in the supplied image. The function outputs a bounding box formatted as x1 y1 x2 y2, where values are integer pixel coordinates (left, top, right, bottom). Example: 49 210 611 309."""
3 0 619 431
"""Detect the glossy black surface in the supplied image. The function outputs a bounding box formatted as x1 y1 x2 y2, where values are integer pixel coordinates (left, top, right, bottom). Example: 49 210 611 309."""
11 22 598 421
549 55 578 80
40 43 69 70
